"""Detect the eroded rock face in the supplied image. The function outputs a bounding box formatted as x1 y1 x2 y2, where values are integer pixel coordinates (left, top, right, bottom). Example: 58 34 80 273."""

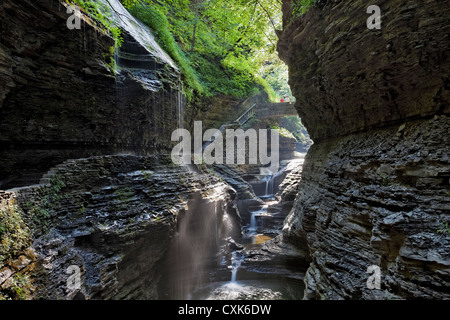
293 116 450 299
278 0 450 142
0 0 183 188
1 155 240 299
278 0 450 299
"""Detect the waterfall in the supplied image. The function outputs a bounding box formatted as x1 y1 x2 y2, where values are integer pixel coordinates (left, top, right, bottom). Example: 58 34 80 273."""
250 211 256 231
262 174 275 196
260 165 287 197
101 0 177 70
100 0 184 147
178 78 182 129
262 174 269 196
230 251 244 283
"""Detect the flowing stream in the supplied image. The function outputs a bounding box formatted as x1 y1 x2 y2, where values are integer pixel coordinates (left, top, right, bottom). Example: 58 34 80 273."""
100 0 304 300
187 162 305 300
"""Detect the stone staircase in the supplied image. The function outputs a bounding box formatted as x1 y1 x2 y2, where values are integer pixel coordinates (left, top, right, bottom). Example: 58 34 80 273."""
38 159 78 186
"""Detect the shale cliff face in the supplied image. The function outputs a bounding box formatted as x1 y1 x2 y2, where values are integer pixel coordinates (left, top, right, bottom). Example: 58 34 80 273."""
279 0 449 142
0 0 183 188
0 0 241 300
278 0 449 299
0 155 240 299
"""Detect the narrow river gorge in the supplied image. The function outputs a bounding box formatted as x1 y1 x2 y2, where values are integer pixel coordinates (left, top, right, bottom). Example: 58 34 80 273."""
0 0 448 301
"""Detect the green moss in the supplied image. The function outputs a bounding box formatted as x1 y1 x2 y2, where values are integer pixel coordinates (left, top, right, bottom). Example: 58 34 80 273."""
270 125 296 139
279 116 308 142
8 273 33 300
437 222 450 235
0 200 35 300
115 187 134 201
68 0 123 45
126 2 279 101
24 175 66 235
67 0 123 72
128 3 204 100
0 200 32 262
292 0 316 18
114 186 135 211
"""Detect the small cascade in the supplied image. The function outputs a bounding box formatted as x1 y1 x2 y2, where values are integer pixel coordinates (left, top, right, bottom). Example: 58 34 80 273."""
248 204 268 235
250 211 257 231
263 174 274 196
259 165 287 197
230 251 245 283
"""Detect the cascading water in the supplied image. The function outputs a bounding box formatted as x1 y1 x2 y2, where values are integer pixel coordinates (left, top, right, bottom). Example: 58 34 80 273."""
230 251 244 283
100 0 184 151
263 174 273 196
177 77 184 129
259 165 287 197
250 211 257 231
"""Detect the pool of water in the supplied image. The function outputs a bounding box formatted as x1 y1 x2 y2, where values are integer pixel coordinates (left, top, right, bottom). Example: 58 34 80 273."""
190 278 305 300
187 195 305 301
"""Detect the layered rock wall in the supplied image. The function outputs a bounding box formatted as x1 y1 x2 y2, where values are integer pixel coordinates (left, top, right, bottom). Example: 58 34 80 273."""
278 0 450 299
0 0 183 187
279 0 450 142
0 155 240 299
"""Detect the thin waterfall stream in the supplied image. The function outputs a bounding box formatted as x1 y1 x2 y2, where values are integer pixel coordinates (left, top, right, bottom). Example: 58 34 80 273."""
186 159 306 300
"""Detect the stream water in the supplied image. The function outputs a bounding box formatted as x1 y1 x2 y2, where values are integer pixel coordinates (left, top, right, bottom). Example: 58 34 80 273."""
101 0 305 300
186 162 305 300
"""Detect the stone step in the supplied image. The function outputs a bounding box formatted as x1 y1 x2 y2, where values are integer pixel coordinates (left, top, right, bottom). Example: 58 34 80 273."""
6 173 44 188
39 178 51 185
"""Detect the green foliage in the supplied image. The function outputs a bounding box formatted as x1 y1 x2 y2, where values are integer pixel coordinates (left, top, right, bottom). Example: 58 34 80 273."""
68 0 123 45
437 222 450 235
126 0 286 101
279 116 308 142
26 175 66 235
260 59 292 101
115 187 134 201
381 174 389 186
114 186 136 211
141 170 153 181
292 0 316 17
72 0 292 101
128 2 205 100
68 0 123 71
120 0 140 8
270 125 296 139
6 274 33 300
0 200 32 262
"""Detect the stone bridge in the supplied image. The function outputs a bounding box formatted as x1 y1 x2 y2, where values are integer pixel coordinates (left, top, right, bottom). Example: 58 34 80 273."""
235 102 298 125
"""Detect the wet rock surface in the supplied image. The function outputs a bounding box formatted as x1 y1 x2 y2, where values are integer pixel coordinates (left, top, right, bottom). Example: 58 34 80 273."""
1 155 240 299
278 0 450 299
0 0 183 188
199 282 283 300
211 158 310 299
279 0 450 142
288 116 450 299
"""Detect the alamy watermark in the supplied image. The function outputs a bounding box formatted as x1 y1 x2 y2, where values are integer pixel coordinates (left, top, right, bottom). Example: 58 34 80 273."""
171 121 280 171
66 5 81 30
66 265 81 291
366 265 381 290
367 5 381 30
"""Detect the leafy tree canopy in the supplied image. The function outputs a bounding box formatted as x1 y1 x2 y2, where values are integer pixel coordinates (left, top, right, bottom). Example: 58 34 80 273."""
121 0 291 101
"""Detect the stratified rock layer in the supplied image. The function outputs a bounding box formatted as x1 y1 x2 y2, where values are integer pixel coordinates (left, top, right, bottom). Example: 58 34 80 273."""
279 0 450 142
278 0 450 299
0 0 182 188
291 116 449 299
1 155 240 299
